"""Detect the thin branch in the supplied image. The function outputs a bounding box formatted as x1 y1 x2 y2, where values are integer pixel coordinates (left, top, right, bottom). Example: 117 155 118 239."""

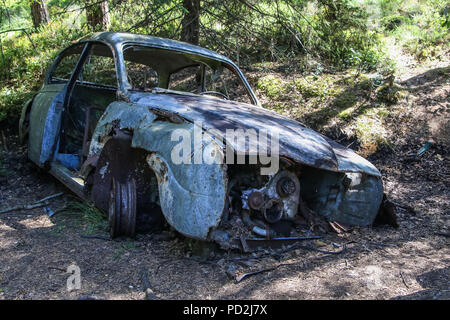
0 28 37 53
0 192 64 214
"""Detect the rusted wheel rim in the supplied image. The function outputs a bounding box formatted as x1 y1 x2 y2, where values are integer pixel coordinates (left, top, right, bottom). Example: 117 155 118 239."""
109 177 137 238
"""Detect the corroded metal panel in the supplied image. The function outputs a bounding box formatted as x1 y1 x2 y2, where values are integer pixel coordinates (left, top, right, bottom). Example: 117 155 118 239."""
28 84 66 166
89 101 228 240
88 102 157 157
133 121 227 240
300 168 383 226
146 153 227 240
130 92 381 177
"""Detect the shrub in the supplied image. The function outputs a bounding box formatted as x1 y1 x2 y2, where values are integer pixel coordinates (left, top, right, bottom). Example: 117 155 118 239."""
0 20 88 125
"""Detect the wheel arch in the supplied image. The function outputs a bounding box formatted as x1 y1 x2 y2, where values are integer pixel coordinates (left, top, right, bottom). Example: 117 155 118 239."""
88 101 228 240
19 96 35 144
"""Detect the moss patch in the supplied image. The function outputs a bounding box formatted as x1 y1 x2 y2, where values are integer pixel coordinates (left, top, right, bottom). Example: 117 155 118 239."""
256 75 287 99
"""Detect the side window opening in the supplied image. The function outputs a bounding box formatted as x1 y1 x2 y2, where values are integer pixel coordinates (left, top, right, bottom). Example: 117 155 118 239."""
49 44 85 83
168 64 252 104
80 44 117 88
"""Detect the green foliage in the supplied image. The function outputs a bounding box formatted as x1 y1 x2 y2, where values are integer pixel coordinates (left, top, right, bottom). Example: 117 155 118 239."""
294 77 331 99
353 107 390 155
0 0 31 29
60 200 107 234
0 0 448 132
380 14 411 31
311 0 382 69
0 19 87 123
377 0 449 60
256 75 286 99
334 91 357 109
441 6 450 28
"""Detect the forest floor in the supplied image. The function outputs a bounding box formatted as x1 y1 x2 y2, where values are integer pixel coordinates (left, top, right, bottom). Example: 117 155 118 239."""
0 53 449 300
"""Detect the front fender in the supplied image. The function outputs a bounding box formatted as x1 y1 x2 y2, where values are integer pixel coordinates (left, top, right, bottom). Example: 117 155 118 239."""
133 121 227 240
89 101 228 240
146 153 227 240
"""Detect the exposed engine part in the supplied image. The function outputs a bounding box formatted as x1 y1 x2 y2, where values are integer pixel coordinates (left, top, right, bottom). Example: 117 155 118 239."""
241 188 259 210
241 170 301 224
242 210 276 238
248 191 264 210
277 177 297 197
264 170 300 219
262 199 283 223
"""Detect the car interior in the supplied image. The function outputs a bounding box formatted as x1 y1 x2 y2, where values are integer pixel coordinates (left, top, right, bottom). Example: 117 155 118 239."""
48 43 118 172
48 42 250 174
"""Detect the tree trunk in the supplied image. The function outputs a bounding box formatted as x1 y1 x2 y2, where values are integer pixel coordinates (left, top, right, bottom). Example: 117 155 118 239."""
86 0 110 31
180 0 200 45
30 0 50 29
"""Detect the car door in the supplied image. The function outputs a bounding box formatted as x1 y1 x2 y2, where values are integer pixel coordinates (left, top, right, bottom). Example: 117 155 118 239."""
28 42 90 167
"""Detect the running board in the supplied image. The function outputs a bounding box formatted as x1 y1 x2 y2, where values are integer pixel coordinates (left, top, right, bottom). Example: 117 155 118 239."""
49 162 87 200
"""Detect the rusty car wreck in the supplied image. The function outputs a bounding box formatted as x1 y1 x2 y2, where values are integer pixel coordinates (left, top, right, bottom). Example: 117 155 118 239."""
19 32 387 250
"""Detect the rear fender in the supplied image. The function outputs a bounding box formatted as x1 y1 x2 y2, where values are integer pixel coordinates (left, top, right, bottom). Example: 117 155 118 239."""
19 97 35 144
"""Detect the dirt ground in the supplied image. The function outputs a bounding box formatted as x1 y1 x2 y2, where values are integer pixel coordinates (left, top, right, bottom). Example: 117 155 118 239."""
0 62 448 300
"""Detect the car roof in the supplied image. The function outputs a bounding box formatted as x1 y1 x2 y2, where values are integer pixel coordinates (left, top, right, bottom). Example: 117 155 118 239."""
86 32 233 65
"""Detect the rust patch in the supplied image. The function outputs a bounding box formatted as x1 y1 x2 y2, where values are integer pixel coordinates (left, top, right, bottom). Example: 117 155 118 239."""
149 107 184 124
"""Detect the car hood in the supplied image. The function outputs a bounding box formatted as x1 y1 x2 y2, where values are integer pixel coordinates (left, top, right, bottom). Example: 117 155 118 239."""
130 91 381 177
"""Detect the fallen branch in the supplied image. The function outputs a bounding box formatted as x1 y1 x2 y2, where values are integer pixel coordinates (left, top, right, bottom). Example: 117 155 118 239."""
289 243 347 255
226 240 347 263
234 244 346 283
35 192 65 204
400 271 409 288
329 221 350 234
48 266 67 272
0 202 47 214
235 266 279 283
0 192 64 214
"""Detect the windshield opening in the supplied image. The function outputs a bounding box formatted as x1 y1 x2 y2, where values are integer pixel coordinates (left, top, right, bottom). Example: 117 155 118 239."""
122 45 253 104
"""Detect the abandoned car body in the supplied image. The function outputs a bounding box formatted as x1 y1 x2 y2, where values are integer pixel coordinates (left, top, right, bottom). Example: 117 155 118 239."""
20 32 384 249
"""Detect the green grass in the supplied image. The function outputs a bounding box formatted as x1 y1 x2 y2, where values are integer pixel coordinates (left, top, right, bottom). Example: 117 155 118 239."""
59 200 107 235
